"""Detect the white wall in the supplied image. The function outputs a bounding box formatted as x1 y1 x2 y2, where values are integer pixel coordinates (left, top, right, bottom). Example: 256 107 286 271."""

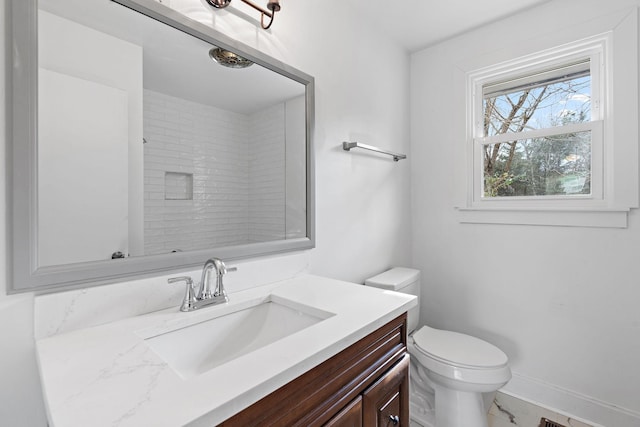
38 11 145 259
411 1 640 425
0 0 411 425
38 69 130 265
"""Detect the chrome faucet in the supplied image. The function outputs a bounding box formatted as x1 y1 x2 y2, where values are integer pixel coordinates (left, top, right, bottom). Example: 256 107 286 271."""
198 257 233 301
168 258 236 312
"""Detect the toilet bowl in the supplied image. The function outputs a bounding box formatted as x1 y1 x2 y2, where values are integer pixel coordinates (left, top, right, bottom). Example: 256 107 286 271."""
364 268 511 427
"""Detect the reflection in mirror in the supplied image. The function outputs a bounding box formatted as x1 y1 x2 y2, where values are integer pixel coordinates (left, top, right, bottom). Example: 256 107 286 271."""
37 0 307 267
9 0 314 292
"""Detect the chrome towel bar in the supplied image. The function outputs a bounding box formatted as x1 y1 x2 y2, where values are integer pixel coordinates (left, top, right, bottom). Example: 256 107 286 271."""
342 141 407 162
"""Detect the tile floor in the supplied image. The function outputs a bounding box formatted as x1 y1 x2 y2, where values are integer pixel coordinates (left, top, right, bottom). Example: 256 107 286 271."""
409 392 595 427
488 393 594 427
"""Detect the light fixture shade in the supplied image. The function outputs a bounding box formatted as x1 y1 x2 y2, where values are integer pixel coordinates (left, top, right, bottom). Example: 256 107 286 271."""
209 47 254 69
206 0 231 9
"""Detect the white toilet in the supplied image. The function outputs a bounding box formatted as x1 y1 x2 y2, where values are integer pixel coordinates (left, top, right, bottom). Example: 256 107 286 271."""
365 267 511 427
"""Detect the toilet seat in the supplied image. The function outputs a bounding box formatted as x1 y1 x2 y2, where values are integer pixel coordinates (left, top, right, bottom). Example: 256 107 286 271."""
408 326 511 389
412 326 508 369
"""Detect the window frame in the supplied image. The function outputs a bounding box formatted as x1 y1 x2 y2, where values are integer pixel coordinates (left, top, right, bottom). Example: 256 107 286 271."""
471 37 605 206
457 23 638 228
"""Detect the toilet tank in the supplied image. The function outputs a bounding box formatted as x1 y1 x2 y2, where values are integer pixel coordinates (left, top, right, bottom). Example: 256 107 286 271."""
364 267 420 333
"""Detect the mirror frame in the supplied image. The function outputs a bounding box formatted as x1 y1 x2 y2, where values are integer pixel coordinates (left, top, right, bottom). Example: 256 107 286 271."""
9 0 315 293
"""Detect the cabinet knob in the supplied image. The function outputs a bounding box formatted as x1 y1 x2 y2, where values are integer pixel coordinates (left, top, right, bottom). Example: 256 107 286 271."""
389 414 399 425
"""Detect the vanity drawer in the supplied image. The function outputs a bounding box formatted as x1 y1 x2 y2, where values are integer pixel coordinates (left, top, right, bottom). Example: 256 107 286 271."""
323 396 362 427
218 313 408 426
362 354 409 427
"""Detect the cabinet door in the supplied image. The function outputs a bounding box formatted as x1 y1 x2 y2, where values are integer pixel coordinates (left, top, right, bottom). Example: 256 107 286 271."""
324 396 362 427
362 355 409 427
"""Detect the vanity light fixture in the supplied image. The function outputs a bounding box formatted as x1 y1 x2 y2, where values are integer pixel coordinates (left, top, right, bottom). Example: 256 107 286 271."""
207 0 280 30
206 0 281 30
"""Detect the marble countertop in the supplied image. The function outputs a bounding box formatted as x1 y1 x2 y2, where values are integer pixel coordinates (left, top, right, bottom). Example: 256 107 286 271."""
36 275 416 427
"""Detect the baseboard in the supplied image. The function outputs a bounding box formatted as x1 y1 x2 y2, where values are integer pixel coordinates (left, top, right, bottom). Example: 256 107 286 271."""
501 371 640 427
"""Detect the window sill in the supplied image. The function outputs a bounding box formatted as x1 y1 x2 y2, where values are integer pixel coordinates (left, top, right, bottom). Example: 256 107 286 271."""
455 207 629 228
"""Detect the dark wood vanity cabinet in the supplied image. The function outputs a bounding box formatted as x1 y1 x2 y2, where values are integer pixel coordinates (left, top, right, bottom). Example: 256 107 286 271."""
362 355 408 427
218 313 409 427
327 356 409 427
324 396 363 427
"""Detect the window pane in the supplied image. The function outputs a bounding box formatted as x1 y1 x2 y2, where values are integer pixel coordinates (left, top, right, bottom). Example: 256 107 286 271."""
483 75 591 136
483 131 591 197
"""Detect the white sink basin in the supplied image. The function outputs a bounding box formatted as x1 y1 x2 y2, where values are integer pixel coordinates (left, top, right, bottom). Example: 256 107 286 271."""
143 297 334 379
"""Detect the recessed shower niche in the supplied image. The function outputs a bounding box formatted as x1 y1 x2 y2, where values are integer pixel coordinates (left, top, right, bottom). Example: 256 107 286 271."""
163 172 193 200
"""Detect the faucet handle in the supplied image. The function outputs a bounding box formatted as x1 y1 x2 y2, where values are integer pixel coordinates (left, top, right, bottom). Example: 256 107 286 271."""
212 264 236 300
168 276 197 312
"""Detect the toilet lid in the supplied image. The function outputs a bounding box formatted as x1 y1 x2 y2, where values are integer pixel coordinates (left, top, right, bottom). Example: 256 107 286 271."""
412 326 508 369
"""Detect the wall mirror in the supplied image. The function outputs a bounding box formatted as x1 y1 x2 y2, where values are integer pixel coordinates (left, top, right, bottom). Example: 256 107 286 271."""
9 0 315 293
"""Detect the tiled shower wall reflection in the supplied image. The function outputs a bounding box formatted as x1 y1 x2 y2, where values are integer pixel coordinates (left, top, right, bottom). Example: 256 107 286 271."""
249 104 286 243
143 89 285 255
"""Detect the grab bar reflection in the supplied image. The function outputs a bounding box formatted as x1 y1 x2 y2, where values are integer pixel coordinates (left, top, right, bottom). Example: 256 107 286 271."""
342 141 407 162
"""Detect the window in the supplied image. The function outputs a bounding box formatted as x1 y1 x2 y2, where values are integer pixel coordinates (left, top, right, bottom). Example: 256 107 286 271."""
482 60 596 199
459 27 639 228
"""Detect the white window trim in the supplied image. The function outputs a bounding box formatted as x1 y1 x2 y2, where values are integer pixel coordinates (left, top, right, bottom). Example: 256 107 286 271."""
457 14 639 228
